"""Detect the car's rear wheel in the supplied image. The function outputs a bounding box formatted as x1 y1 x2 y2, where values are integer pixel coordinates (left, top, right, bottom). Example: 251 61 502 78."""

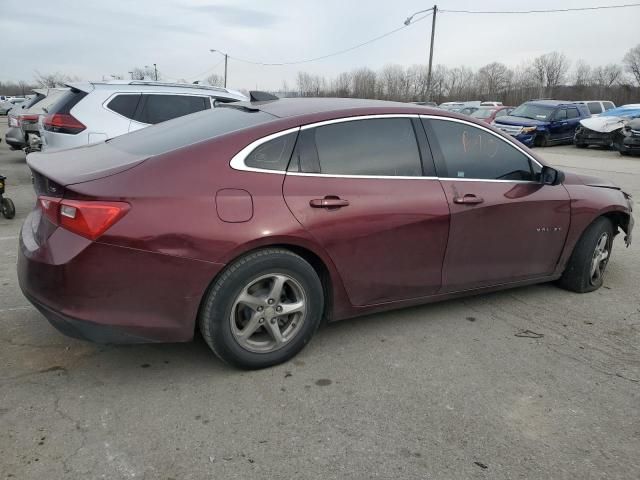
575 142 587 149
559 217 614 293
1 198 15 219
199 248 324 369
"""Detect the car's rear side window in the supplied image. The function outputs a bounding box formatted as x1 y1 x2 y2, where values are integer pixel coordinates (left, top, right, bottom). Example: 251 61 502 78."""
137 94 211 125
567 107 580 119
427 119 535 181
305 118 422 176
245 132 298 171
107 94 141 119
587 102 603 115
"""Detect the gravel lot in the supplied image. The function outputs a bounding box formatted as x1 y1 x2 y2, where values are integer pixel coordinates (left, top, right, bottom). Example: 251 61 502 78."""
1 123 639 479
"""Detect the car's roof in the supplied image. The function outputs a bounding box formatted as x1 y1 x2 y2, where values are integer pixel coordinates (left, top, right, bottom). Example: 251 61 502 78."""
66 80 247 100
526 100 574 107
229 97 446 120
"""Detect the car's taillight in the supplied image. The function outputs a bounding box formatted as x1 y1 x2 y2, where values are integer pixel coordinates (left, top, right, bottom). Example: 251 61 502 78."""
38 196 129 240
8 115 20 127
20 114 39 123
42 113 86 135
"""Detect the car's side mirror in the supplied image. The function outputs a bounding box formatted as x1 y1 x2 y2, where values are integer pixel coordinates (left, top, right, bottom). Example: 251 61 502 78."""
541 166 564 186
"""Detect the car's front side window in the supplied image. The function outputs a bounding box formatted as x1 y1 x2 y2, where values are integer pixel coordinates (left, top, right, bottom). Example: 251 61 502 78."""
555 109 568 121
298 118 422 177
427 119 536 181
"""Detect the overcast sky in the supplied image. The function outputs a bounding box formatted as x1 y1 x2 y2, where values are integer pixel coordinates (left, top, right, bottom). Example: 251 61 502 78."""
2 0 639 90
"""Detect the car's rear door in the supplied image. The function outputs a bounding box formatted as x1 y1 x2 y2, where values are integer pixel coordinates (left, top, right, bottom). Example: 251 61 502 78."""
422 116 570 292
565 106 582 140
282 115 450 307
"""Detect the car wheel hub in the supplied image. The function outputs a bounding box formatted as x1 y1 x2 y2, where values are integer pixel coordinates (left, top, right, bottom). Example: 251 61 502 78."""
230 273 307 353
590 232 610 284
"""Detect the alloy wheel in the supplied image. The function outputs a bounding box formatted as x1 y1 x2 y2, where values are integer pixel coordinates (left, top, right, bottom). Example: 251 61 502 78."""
590 232 610 284
229 273 307 353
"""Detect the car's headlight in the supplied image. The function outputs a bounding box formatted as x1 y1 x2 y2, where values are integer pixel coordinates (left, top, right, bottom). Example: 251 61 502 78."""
522 126 537 133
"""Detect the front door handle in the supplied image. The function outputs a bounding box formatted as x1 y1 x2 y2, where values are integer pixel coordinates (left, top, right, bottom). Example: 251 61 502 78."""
453 194 484 205
309 197 350 209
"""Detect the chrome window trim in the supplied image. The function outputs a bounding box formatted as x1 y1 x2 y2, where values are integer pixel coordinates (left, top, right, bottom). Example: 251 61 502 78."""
299 113 419 130
229 113 545 183
287 172 437 180
229 127 300 174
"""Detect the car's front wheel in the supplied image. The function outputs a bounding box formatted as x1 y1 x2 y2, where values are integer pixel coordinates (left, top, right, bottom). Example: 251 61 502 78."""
559 217 614 293
199 248 324 369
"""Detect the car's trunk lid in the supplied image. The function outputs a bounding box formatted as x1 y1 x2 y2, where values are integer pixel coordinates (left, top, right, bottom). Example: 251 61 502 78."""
27 141 148 187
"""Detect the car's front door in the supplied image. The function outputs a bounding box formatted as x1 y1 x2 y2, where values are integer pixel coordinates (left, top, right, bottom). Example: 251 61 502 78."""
548 108 568 142
422 117 571 292
282 116 450 306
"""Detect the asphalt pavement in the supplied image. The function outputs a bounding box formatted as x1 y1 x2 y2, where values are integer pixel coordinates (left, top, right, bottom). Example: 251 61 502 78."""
1 123 639 479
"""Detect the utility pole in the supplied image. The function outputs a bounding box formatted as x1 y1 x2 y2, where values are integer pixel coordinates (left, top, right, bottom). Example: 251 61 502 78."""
426 5 437 101
223 54 228 88
404 6 438 101
153 63 158 81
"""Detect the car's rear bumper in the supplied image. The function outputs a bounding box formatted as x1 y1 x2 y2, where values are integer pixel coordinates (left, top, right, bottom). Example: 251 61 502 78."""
5 126 26 149
23 290 158 343
18 211 224 344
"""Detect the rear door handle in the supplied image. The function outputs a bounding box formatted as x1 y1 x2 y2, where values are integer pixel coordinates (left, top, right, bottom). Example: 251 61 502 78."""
453 194 484 205
309 197 350 208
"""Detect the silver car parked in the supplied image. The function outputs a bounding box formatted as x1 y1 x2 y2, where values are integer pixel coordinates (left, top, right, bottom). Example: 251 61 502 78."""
39 80 248 152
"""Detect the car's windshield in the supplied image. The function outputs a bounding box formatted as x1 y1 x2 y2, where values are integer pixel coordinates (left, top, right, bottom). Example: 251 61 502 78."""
471 108 496 119
510 104 555 121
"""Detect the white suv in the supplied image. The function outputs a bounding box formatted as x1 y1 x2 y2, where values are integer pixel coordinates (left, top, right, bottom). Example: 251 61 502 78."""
39 80 247 151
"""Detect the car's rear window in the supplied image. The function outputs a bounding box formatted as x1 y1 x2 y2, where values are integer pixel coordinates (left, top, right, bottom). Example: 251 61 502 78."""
107 106 276 156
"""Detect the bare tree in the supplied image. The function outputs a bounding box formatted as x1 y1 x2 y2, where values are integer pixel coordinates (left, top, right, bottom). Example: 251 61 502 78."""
592 64 623 88
531 52 570 97
33 71 78 88
477 62 512 98
623 44 640 86
351 67 377 99
204 73 224 87
333 72 352 97
130 66 161 81
572 60 592 87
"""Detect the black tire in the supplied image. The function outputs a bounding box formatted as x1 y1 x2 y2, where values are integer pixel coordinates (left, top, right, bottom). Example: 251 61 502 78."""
199 248 324 369
575 142 587 149
1 197 15 219
613 133 629 155
534 134 549 148
559 217 614 293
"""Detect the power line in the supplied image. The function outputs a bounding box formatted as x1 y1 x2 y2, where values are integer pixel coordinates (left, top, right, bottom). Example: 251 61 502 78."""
228 12 432 67
440 3 640 15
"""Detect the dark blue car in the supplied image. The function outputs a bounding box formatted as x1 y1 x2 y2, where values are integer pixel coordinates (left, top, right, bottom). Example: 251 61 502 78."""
493 100 591 147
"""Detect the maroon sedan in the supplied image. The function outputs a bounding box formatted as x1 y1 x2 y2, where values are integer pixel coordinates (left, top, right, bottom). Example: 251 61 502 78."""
19 97 634 369
470 105 514 123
